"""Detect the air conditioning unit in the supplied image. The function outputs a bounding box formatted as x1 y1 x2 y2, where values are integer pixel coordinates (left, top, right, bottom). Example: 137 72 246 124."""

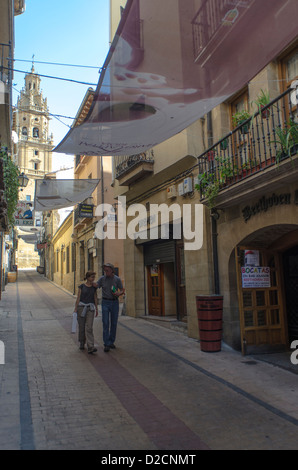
167 185 177 199
183 177 193 194
178 182 184 196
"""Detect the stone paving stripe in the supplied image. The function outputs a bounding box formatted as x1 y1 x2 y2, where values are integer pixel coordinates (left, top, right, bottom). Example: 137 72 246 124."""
16 282 35 450
90 353 210 450
120 322 298 428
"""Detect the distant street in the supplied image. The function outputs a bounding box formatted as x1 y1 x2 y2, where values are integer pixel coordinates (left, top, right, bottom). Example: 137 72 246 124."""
0 270 297 451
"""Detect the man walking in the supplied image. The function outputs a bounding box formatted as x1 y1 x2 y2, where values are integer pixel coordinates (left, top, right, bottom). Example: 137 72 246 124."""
96 263 124 352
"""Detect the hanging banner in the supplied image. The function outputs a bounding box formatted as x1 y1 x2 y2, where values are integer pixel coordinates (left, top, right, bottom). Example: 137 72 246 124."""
54 0 298 157
34 179 100 211
241 267 271 288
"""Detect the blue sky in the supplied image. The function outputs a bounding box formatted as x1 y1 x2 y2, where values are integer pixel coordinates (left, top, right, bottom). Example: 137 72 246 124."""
13 0 111 170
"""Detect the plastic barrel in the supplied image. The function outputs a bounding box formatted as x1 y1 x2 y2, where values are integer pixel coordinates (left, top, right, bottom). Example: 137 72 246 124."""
196 295 223 352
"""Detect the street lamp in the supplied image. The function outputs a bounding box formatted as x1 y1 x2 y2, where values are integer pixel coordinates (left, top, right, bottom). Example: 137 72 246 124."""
18 172 29 189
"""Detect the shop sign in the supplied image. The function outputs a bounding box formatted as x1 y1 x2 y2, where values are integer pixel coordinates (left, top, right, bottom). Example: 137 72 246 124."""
242 192 291 222
79 203 93 218
241 266 270 288
244 250 259 267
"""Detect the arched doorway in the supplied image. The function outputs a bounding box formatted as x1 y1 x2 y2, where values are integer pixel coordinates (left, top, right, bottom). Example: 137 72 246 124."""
234 225 298 354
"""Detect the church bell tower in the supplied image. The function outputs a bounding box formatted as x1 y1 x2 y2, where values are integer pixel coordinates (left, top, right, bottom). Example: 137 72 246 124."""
14 63 54 268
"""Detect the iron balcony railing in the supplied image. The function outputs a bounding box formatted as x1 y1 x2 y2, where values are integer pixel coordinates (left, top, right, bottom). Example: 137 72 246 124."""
192 0 232 59
197 87 298 201
115 150 154 179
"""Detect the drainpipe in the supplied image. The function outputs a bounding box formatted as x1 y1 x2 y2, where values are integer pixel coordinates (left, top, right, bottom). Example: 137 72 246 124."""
206 110 220 294
101 157 104 274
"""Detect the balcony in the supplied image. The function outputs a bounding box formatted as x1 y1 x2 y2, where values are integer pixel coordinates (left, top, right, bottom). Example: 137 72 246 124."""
115 150 154 186
197 87 298 209
0 43 11 85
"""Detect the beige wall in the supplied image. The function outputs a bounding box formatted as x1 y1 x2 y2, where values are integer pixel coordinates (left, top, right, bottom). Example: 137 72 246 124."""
52 214 74 293
110 0 127 40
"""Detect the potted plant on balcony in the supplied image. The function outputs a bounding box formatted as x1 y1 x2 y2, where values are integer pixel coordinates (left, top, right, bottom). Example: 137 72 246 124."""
254 89 271 119
196 156 236 208
220 136 229 151
232 110 251 134
271 120 298 163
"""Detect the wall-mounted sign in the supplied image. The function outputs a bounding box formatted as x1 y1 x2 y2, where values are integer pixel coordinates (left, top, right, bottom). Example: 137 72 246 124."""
242 192 292 222
78 203 94 218
244 250 259 267
241 266 271 288
14 201 34 226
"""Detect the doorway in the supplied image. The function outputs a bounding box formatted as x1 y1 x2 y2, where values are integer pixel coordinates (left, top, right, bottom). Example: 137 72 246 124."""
283 245 298 342
147 264 164 316
236 246 287 354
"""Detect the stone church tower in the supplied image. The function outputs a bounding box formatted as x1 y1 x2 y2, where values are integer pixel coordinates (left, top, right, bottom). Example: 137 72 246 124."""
14 64 54 268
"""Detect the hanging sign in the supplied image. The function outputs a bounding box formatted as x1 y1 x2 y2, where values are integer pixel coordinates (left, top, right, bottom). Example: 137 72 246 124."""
78 203 94 218
241 267 271 288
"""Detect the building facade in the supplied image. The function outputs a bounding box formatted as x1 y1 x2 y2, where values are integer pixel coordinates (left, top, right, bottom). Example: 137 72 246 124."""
0 0 25 293
110 1 298 354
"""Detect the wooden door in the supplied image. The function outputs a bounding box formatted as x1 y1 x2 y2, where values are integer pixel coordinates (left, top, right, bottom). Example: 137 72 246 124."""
236 247 287 354
147 264 164 316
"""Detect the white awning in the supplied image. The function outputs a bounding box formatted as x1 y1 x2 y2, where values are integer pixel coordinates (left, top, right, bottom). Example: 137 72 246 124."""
34 179 100 211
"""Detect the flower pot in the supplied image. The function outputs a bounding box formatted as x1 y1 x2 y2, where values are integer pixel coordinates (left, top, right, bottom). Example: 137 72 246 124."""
207 151 216 161
220 139 228 151
261 105 270 119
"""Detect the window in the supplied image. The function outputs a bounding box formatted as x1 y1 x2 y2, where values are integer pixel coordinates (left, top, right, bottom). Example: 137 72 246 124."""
279 44 298 117
34 163 39 170
22 127 27 136
230 90 249 129
33 128 39 138
26 195 31 201
34 150 39 156
280 46 298 91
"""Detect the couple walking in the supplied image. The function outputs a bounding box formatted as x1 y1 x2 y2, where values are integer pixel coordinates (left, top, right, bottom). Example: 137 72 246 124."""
74 263 124 354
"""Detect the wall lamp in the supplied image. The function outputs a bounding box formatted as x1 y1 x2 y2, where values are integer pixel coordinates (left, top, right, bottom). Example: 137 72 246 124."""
18 172 29 189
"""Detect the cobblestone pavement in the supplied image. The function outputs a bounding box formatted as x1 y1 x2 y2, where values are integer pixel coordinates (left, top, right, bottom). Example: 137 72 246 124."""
0 270 297 451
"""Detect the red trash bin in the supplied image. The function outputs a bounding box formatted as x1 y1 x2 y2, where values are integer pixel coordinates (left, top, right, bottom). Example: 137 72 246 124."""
196 295 223 352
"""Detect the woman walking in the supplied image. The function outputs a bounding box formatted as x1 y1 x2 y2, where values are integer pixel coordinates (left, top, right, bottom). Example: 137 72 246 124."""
74 271 98 354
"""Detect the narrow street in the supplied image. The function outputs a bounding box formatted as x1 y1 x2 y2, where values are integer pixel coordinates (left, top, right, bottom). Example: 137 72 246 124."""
0 270 297 451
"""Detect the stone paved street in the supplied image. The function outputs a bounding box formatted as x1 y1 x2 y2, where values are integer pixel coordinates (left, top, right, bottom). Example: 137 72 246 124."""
0 270 298 451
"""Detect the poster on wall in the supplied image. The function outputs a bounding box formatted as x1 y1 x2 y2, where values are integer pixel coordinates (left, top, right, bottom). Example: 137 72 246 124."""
241 267 271 288
14 201 34 226
244 250 260 267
